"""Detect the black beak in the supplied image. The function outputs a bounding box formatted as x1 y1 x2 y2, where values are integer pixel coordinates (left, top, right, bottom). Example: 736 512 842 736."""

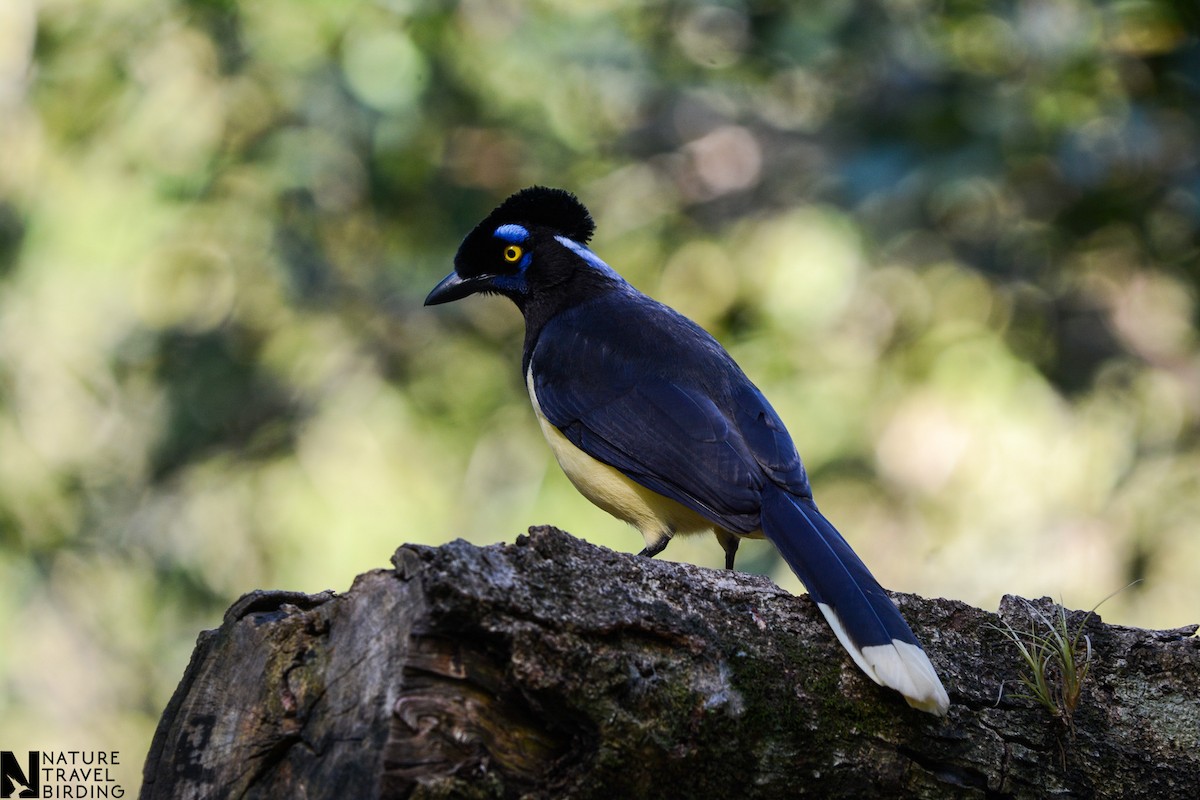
424 271 490 306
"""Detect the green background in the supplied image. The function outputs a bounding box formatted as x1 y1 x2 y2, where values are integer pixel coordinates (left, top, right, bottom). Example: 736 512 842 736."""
1 0 1197 791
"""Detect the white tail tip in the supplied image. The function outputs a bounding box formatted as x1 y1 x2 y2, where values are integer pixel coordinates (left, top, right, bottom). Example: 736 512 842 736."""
818 602 951 716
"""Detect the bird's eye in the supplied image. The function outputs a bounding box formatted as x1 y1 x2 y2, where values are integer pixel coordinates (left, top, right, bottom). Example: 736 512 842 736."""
503 245 523 263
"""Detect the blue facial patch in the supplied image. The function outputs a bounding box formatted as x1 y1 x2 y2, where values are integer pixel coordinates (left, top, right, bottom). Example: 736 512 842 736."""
490 273 527 294
555 235 626 283
494 223 529 243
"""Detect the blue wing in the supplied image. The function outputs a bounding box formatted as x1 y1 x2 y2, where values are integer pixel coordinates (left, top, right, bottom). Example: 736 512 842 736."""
528 292 810 533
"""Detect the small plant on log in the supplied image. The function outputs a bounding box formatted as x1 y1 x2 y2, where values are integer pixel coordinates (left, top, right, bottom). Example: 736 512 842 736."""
993 601 1093 727
992 587 1130 728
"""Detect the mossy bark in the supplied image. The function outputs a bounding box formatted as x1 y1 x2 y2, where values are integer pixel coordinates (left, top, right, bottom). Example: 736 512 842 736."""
140 526 1200 800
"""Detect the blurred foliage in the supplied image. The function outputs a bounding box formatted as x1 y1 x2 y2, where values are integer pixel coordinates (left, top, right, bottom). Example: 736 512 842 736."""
1 0 1198 790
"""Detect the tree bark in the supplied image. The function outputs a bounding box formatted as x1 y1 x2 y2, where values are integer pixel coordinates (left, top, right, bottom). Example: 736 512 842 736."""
140 525 1200 800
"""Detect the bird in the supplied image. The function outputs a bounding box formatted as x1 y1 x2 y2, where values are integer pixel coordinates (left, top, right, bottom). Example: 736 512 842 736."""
425 186 950 715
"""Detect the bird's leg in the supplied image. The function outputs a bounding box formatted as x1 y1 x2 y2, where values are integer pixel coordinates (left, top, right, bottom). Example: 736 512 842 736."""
716 531 740 570
723 539 739 570
637 530 672 559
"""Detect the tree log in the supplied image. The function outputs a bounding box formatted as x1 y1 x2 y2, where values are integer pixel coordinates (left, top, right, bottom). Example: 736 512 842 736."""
140 526 1200 799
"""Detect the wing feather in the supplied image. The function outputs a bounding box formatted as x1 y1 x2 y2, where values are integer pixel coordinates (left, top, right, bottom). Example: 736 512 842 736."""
530 293 810 533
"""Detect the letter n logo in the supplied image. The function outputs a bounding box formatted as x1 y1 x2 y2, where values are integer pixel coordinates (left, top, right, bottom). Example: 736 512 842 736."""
0 751 38 798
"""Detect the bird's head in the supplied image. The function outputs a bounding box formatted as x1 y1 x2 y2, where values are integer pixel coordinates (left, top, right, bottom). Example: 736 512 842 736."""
425 186 621 309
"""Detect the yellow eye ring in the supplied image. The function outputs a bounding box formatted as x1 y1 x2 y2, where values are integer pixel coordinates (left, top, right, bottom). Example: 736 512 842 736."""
503 245 523 263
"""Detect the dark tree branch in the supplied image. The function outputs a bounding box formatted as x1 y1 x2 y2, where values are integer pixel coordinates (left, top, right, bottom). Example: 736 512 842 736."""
140 526 1200 799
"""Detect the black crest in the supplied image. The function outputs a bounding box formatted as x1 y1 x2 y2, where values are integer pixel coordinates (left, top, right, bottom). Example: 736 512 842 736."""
485 186 596 243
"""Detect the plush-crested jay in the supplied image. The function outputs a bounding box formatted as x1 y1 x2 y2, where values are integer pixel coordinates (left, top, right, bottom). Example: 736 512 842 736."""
425 186 949 715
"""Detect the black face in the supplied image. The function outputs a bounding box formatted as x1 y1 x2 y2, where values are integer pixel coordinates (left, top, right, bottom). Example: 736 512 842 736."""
424 187 596 307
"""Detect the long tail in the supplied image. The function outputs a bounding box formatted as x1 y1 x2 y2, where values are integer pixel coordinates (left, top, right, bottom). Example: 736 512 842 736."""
760 487 949 715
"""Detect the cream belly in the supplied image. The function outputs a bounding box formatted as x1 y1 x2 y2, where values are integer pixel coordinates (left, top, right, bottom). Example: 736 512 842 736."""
526 371 722 551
